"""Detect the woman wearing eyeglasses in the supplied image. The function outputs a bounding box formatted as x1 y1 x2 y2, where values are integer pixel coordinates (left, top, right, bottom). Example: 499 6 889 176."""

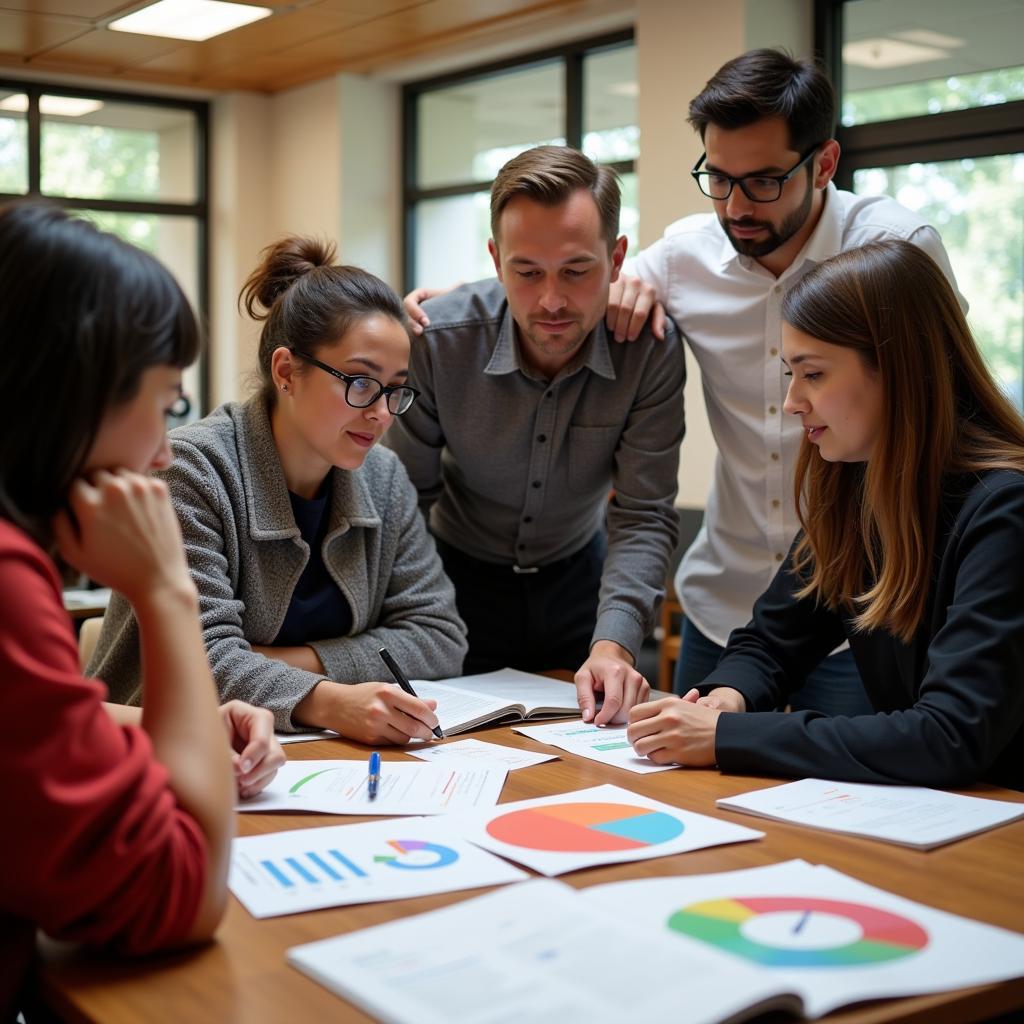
92 237 467 744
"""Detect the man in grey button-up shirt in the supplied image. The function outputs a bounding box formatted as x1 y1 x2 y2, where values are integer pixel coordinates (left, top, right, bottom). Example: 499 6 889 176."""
388 146 685 724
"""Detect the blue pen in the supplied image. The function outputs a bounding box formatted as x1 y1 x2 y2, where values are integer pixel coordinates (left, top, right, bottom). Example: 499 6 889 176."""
367 751 381 800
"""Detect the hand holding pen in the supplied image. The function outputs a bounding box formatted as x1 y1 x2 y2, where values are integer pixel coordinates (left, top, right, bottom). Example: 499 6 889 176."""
378 647 444 740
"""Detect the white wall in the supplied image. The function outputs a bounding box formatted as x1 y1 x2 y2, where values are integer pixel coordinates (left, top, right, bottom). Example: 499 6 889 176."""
209 91 271 405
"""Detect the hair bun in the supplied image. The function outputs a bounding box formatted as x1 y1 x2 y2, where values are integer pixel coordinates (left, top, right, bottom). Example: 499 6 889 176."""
240 235 337 321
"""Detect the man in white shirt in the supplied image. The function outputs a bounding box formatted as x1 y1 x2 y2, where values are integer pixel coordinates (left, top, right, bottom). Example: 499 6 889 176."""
607 49 962 711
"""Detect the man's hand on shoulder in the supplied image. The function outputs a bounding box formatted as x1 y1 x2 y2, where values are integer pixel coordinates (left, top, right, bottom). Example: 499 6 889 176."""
403 284 461 335
607 275 666 343
574 640 651 725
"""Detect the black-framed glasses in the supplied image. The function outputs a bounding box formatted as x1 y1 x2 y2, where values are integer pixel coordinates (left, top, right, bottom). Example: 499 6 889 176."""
291 349 420 415
691 146 819 203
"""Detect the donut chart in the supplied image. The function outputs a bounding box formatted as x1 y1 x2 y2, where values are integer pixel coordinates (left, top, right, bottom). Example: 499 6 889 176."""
373 839 459 870
486 802 685 852
668 896 928 968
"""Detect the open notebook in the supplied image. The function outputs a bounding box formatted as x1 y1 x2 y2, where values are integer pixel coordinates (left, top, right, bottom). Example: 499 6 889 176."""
413 668 580 736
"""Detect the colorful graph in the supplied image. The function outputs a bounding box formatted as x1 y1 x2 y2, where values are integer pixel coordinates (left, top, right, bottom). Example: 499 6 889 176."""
260 848 367 888
486 802 685 852
374 839 459 871
668 896 929 967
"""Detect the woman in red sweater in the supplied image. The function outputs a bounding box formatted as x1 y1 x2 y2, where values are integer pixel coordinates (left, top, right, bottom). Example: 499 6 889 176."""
0 202 284 1014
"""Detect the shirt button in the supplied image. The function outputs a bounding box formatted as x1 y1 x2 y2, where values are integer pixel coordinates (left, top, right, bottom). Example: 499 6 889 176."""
537 434 547 443
769 405 777 414
545 391 554 399
769 347 778 356
775 552 784 562
772 499 780 509
523 516 533 524
770 452 779 461
517 543 525 550
532 480 542 488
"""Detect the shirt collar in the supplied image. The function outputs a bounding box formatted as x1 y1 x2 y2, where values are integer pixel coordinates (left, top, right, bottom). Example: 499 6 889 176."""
484 300 617 382
237 395 380 541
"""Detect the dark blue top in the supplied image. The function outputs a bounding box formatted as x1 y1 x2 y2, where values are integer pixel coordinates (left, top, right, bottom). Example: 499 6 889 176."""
274 477 353 646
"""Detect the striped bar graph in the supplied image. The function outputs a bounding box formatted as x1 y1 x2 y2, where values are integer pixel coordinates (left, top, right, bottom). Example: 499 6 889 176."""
260 849 368 888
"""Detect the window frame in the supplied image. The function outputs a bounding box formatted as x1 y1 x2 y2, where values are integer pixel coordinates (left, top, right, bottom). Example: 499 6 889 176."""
813 0 1024 187
0 78 211 412
401 28 636 292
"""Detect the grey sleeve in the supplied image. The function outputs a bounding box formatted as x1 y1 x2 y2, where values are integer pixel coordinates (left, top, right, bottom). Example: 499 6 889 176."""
308 459 467 682
592 324 685 658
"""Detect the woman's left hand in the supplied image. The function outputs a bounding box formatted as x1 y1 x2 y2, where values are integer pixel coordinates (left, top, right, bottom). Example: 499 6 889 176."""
626 696 722 766
219 700 286 798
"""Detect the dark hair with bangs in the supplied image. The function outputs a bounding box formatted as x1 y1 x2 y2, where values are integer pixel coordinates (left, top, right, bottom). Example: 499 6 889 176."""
688 48 835 154
0 201 200 546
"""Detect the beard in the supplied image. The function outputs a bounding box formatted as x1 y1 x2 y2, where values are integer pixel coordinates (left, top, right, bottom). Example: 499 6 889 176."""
721 176 815 257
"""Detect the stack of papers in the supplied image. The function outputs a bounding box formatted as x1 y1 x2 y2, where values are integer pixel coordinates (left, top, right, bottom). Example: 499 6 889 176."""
717 778 1024 849
288 861 1024 1024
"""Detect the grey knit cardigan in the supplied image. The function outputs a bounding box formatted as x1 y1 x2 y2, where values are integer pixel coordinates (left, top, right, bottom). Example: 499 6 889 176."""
88 396 467 731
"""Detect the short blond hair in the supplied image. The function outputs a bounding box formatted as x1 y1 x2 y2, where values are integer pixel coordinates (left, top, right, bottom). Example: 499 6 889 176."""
490 145 620 250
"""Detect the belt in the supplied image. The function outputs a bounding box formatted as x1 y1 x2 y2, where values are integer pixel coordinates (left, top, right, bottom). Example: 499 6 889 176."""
437 535 597 577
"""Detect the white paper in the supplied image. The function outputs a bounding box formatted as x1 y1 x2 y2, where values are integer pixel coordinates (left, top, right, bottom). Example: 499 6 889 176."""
229 817 527 918
406 738 558 771
237 760 507 816
275 729 339 745
287 879 786 1024
586 859 1024 1019
447 783 763 875
717 778 1024 849
62 586 112 609
514 719 676 774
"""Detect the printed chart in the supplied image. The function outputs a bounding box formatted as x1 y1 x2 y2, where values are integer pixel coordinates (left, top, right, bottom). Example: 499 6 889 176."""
514 720 677 774
374 839 459 870
669 896 928 968
487 802 685 852
453 784 762 875
237 759 506 816
230 818 526 917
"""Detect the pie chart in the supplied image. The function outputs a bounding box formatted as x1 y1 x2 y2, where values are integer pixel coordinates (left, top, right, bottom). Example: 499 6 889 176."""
668 896 928 967
486 801 685 852
373 839 459 871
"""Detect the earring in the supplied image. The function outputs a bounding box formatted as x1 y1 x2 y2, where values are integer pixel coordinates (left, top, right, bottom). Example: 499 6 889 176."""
280 383 288 392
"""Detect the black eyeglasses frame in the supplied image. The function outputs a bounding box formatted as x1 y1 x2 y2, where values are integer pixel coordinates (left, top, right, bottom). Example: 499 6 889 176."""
289 348 420 416
691 146 821 203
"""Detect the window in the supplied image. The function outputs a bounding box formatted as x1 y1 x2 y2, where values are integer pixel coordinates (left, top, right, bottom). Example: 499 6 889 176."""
403 31 637 290
0 82 209 415
816 0 1024 408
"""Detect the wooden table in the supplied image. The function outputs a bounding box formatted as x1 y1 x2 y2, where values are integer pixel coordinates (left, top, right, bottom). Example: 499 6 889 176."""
35 728 1024 1024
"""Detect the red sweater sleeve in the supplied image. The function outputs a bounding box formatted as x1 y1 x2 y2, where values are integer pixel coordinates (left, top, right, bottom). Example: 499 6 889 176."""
0 521 207 957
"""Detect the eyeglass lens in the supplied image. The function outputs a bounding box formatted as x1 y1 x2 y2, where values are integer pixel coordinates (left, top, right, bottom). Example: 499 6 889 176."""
696 173 783 202
345 377 416 415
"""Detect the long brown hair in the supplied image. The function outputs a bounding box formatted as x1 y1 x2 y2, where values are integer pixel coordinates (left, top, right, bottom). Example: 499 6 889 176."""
782 239 1024 642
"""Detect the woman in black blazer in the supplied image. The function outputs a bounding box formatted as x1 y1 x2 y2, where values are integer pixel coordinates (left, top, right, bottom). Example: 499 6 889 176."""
628 239 1024 790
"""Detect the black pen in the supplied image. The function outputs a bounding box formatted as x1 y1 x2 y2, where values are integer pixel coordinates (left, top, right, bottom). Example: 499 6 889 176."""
378 646 444 740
